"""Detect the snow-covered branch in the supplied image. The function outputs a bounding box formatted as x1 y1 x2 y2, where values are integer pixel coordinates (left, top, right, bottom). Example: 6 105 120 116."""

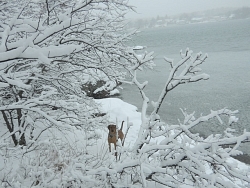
125 48 250 187
153 48 209 115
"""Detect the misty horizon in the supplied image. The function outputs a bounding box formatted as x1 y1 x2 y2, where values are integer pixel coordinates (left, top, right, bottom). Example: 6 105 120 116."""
126 0 250 20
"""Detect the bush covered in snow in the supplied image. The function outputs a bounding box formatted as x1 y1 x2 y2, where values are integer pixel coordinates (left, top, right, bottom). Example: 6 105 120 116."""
0 0 135 148
82 79 111 98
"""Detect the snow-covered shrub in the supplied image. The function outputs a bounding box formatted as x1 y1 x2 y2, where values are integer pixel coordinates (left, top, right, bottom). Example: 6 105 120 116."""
119 48 250 187
0 127 109 187
0 0 147 186
0 0 135 147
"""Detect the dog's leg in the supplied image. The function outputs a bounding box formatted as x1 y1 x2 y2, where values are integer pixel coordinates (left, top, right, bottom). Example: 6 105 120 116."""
114 142 117 152
108 142 111 152
114 142 118 160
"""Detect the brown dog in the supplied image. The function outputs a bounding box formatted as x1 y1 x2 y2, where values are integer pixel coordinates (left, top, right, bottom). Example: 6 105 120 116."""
108 121 124 153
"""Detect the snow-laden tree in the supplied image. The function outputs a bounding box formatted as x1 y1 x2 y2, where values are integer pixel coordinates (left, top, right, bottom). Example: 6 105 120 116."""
0 0 136 147
125 49 250 187
0 0 145 186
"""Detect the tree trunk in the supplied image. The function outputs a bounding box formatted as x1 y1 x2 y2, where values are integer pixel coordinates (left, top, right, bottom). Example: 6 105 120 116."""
1 110 18 146
19 134 26 146
17 108 26 146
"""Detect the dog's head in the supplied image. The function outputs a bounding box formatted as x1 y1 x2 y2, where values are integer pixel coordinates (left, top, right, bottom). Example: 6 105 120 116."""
108 124 116 133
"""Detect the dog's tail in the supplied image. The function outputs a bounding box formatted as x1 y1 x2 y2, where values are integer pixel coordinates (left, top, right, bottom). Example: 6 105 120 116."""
120 121 124 131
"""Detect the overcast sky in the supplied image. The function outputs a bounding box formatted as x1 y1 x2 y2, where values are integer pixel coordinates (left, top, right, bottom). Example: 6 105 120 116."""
127 0 250 19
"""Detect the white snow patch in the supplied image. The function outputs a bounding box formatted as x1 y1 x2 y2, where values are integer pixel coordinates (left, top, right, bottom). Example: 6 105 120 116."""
133 46 146 50
110 88 119 96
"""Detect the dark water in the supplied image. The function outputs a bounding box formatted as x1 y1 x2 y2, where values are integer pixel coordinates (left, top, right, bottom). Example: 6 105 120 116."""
120 19 250 158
